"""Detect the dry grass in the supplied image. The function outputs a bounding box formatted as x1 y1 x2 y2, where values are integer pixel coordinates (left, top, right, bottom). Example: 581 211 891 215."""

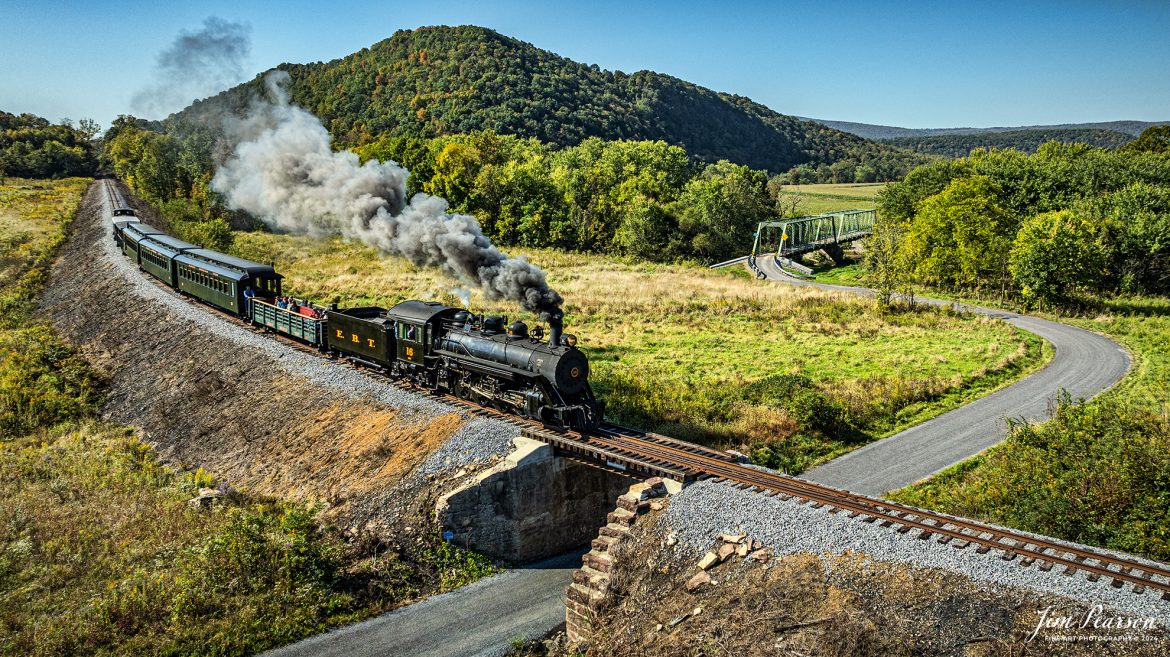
0 177 89 323
232 232 1044 469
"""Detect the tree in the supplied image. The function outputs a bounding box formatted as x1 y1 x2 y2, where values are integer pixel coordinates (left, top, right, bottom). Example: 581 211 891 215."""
901 175 1018 293
677 161 773 261
865 217 912 308
1105 182 1170 293
1009 210 1105 305
77 118 101 143
613 197 679 260
1120 125 1170 155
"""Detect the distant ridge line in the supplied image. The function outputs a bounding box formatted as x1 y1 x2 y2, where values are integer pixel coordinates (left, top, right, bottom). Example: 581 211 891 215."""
800 118 1170 141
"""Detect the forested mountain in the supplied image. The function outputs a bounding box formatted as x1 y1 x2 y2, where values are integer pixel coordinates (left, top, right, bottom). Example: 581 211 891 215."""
807 117 1167 141
170 25 923 179
880 128 1132 157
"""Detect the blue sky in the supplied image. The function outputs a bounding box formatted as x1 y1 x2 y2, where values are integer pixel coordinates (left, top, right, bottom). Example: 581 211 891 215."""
2 0 1168 131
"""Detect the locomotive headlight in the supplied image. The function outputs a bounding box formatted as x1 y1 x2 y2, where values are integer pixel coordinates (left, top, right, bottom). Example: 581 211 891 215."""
564 333 578 347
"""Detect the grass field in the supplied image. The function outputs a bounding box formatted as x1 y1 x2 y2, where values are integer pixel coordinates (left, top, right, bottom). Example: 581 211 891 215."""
0 177 89 324
775 182 885 216
0 179 497 656
232 231 1045 472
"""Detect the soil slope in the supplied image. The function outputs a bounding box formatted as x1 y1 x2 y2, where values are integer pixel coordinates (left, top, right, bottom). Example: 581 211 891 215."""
38 181 515 538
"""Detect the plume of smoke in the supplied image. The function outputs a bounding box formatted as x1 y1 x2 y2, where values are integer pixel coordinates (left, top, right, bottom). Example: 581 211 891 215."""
132 17 252 118
211 72 563 320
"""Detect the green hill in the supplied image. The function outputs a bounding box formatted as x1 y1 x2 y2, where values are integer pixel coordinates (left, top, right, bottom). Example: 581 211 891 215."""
170 25 922 178
879 128 1133 157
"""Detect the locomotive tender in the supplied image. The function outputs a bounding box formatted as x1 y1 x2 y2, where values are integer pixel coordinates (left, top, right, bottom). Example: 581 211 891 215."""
108 192 602 430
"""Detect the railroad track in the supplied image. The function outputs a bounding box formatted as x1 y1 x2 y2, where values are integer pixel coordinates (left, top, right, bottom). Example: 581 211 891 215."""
99 179 1170 601
567 426 1170 599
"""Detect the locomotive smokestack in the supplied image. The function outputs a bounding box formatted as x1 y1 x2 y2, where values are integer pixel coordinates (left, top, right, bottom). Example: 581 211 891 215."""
548 311 564 347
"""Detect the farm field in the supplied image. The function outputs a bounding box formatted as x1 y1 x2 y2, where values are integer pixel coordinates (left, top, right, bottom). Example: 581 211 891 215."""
775 182 885 215
231 230 1045 472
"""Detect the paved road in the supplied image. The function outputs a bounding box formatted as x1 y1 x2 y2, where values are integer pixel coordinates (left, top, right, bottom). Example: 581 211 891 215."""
262 550 584 657
753 255 1130 495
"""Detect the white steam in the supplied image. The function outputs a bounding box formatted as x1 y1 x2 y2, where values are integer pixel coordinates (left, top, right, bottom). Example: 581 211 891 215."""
211 71 563 319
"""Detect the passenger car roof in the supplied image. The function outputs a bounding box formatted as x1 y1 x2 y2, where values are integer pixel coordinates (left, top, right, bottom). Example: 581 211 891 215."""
186 249 282 278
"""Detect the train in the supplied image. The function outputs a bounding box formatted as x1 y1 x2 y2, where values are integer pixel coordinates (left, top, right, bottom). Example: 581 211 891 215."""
106 183 603 430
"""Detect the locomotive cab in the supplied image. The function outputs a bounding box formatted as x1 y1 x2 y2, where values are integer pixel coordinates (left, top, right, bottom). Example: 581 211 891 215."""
387 300 463 378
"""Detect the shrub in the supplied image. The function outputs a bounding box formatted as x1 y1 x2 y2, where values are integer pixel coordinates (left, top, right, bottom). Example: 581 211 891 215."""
1009 209 1106 305
891 395 1170 561
0 325 100 437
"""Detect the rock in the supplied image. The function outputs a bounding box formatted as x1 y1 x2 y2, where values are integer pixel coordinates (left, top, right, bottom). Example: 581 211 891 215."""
736 541 751 557
749 548 773 563
650 501 665 511
655 623 663 632
717 543 736 561
693 606 703 616
685 571 712 592
188 487 224 509
719 533 746 544
697 551 721 570
751 539 763 551
665 533 679 547
642 477 668 499
725 449 751 463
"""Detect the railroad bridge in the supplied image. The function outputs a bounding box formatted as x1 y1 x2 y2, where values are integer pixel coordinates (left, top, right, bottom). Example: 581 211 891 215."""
748 209 875 275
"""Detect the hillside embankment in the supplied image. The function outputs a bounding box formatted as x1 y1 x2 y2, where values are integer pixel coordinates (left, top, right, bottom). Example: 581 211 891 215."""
36 181 520 543
545 485 1170 656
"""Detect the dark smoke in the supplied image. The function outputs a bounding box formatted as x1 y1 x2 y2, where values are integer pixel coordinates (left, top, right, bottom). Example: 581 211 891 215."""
132 17 252 118
211 72 563 319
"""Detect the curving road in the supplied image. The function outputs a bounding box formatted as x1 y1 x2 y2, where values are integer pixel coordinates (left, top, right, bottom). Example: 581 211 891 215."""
260 551 583 657
752 255 1131 495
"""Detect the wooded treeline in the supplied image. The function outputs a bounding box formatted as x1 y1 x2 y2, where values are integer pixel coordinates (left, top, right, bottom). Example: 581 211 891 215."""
104 120 800 262
0 111 98 179
869 126 1170 306
880 127 1133 158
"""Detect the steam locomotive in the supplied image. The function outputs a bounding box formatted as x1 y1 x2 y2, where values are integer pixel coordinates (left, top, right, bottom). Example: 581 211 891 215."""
107 183 603 430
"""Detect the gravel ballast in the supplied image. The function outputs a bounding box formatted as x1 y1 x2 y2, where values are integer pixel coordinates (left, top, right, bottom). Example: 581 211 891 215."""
663 478 1170 624
94 186 517 477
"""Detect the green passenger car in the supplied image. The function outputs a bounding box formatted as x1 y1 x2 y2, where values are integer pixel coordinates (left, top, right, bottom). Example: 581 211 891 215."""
174 249 283 317
121 223 167 262
138 234 198 287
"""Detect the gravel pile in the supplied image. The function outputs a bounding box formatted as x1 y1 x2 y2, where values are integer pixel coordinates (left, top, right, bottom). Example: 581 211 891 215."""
96 190 517 475
663 478 1170 624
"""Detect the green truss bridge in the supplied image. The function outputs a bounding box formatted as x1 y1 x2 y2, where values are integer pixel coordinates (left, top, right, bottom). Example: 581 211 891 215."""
746 209 875 275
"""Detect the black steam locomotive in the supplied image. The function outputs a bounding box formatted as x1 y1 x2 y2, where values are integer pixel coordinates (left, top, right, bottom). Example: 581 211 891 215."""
106 182 603 430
